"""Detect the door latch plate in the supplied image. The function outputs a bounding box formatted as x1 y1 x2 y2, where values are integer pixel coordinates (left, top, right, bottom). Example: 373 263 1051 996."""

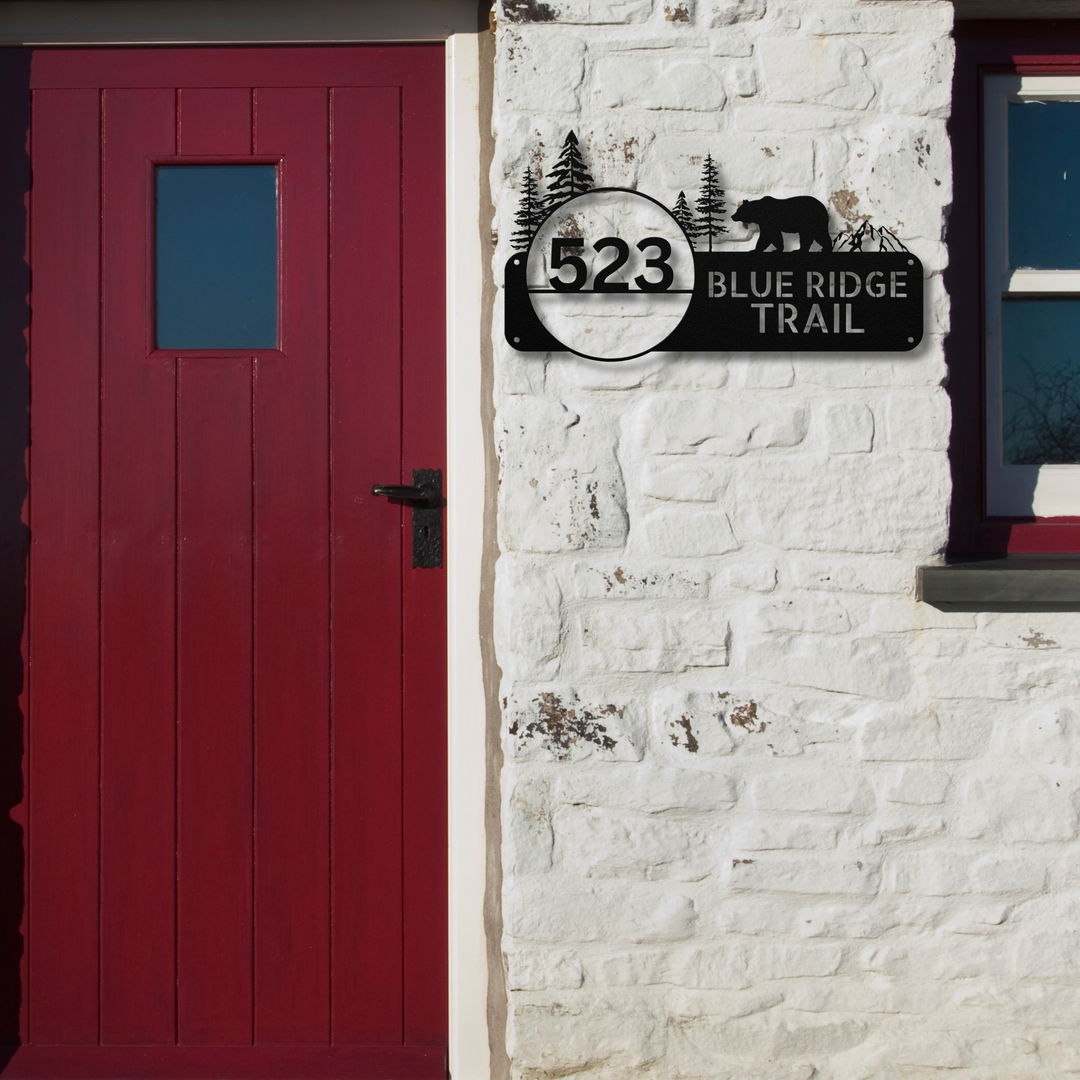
411 468 442 569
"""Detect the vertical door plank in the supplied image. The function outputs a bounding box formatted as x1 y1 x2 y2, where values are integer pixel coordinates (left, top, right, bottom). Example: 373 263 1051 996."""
176 360 254 1045
178 88 252 155
3 56 30 1049
1 55 30 1050
400 56 448 1047
329 87 404 1046
252 87 331 1045
27 87 101 1046
100 87 178 1046
174 85 255 1048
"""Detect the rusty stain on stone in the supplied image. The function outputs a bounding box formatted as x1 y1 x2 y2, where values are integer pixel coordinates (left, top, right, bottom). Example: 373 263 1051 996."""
509 692 621 758
502 0 557 22
829 188 867 225
728 698 766 733
673 715 699 753
556 214 584 238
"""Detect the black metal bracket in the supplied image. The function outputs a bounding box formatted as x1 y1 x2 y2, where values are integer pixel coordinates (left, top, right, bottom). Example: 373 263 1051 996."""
372 469 443 569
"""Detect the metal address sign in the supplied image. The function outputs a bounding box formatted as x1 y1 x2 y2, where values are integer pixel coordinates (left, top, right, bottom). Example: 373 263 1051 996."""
505 134 923 362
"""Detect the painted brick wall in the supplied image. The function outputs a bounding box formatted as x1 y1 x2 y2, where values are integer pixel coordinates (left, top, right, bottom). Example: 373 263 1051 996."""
491 2 1080 1075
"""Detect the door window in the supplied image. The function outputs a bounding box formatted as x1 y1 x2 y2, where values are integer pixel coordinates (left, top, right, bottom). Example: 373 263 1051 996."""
155 163 278 349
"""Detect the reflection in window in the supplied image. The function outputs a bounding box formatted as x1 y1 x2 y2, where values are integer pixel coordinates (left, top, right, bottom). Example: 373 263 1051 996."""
1003 298 1080 464
156 165 278 349
1009 101 1080 270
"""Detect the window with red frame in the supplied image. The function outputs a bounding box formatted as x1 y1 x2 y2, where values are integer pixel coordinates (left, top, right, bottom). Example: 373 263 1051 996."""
949 21 1080 552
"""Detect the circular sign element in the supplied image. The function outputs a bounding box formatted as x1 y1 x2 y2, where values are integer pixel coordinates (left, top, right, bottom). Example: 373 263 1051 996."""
525 188 696 361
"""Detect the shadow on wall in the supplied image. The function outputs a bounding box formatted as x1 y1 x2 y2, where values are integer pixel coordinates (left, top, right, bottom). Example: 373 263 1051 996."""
0 47 32 1060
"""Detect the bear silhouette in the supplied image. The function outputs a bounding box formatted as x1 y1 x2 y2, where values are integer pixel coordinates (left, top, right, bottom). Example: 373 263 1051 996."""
731 195 831 253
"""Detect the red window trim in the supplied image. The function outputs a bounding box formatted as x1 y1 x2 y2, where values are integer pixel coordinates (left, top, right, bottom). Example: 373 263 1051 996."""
949 20 1080 552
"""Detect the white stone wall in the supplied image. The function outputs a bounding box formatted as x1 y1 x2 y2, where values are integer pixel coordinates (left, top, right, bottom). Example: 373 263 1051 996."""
491 2 1080 1076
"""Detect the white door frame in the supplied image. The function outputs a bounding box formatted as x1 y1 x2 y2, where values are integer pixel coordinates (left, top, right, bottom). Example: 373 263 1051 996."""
3 5 491 1078
445 30 490 1080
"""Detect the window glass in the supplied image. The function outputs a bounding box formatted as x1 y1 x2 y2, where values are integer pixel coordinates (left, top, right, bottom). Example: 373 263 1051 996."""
1009 101 1080 269
1002 298 1080 464
985 77 1080 516
156 164 277 349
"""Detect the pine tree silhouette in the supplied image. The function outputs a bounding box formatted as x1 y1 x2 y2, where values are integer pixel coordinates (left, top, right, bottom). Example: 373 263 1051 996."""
671 191 697 249
694 153 727 252
511 166 544 250
545 130 594 208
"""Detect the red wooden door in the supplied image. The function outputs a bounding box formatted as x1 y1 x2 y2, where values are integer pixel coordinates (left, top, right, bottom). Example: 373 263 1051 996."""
7 47 447 1079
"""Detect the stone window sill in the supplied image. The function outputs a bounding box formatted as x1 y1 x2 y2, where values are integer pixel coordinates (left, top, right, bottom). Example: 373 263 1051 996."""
917 556 1080 611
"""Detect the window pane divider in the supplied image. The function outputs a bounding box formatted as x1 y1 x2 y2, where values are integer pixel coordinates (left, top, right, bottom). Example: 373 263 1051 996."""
1007 269 1080 292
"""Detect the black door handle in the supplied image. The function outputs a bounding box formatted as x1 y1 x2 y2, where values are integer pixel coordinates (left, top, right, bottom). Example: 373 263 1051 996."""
372 482 441 508
372 469 443 568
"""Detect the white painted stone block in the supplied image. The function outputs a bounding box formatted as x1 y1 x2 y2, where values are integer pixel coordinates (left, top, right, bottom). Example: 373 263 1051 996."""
756 37 875 110
704 0 766 26
554 808 710 880
632 394 808 456
673 945 750 988
1013 705 1080 767
497 29 586 113
958 773 1079 843
720 560 777 592
855 705 983 762
742 633 911 698
823 401 874 453
569 559 711 599
593 56 727 111
723 818 839 850
498 397 629 552
864 33 954 119
787 553 913 595
494 554 563 680
650 685 735 758
723 453 949 554
508 777 554 873
742 358 795 388
969 853 1049 896
886 850 967 897
752 593 852 633
640 459 725 502
550 764 739 812
750 768 872 814
878 764 950 805
505 948 584 990
640 507 740 557
578 603 730 670
746 941 844 979
883 388 951 451
800 1 951 35
726 854 881 895
727 62 758 98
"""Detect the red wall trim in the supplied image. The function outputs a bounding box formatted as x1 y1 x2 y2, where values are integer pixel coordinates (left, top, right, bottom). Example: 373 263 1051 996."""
949 21 1080 552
